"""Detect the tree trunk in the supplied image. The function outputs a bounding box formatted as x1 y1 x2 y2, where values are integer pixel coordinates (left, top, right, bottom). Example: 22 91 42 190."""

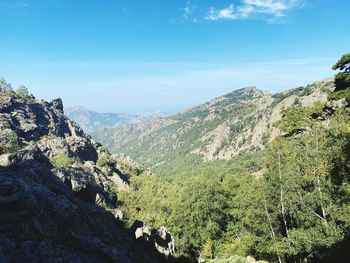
314 130 327 222
278 148 289 237
263 194 282 263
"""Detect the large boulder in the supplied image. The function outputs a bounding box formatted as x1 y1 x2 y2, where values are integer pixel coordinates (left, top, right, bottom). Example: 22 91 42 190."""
0 154 161 262
52 165 117 209
0 143 51 168
131 220 175 259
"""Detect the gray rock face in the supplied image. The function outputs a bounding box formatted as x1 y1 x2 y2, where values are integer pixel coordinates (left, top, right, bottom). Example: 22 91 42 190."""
0 94 97 148
37 136 99 162
0 93 174 263
0 162 157 262
131 220 176 258
52 165 117 209
50 97 64 114
113 208 124 221
0 144 51 168
0 141 167 262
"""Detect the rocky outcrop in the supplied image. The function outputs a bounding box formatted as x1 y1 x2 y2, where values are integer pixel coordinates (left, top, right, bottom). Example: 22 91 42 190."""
37 136 99 162
0 90 174 262
0 143 50 168
0 149 156 262
52 165 117 209
0 95 99 151
131 220 175 258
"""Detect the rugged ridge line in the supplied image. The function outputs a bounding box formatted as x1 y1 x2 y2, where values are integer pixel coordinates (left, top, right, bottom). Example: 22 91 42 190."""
92 78 335 176
0 86 174 262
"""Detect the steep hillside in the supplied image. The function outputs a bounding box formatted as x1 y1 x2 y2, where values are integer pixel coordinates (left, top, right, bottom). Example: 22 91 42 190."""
92 78 335 177
66 105 168 133
0 83 174 262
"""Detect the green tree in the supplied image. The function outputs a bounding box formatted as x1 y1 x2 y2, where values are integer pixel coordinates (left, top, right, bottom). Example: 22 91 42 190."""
273 106 310 135
328 53 350 103
16 85 28 98
200 238 214 260
169 167 227 254
265 99 350 262
16 85 28 96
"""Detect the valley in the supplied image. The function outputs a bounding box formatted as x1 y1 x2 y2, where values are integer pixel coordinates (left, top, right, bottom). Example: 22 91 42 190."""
1 55 350 263
2 1 349 262
92 78 334 180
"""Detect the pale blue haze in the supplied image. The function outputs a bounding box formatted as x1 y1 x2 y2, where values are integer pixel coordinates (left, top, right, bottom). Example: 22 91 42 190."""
0 0 349 113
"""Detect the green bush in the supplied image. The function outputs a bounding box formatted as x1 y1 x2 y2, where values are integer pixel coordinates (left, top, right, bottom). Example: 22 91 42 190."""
98 146 110 155
0 132 21 155
15 85 34 103
50 153 78 168
261 131 270 145
102 166 112 176
97 155 110 167
293 97 301 105
97 154 113 176
108 182 118 193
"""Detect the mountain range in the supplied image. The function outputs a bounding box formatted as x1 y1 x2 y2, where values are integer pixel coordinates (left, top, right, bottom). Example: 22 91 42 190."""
1 72 349 263
65 105 168 133
91 78 335 177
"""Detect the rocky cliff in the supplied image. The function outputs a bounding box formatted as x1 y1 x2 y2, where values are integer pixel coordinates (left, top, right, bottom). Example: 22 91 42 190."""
0 86 174 262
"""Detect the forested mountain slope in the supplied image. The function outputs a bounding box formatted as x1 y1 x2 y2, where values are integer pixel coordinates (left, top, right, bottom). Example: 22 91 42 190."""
93 78 334 177
114 55 350 262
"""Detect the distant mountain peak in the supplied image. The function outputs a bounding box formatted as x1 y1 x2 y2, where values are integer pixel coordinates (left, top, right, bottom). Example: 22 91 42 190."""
239 86 270 97
243 85 258 91
65 105 90 114
65 106 169 133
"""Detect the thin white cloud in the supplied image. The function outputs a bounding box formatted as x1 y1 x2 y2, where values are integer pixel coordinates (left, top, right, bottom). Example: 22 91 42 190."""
203 0 302 21
205 4 237 21
0 1 28 7
243 0 298 16
183 1 198 22
237 5 255 18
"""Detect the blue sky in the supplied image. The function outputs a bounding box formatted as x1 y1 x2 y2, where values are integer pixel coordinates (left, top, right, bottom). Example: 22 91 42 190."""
0 0 349 113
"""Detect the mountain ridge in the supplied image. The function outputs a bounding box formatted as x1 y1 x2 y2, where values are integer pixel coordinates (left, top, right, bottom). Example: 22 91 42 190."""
65 105 168 133
92 78 335 177
0 82 175 262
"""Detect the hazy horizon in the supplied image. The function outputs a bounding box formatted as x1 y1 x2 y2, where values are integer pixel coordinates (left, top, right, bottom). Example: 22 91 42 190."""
1 0 349 113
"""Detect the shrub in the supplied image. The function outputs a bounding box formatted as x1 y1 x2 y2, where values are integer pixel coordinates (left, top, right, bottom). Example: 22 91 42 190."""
261 131 271 145
0 132 20 155
50 153 78 168
97 155 110 167
108 182 118 193
98 146 110 155
102 166 112 176
293 97 301 105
